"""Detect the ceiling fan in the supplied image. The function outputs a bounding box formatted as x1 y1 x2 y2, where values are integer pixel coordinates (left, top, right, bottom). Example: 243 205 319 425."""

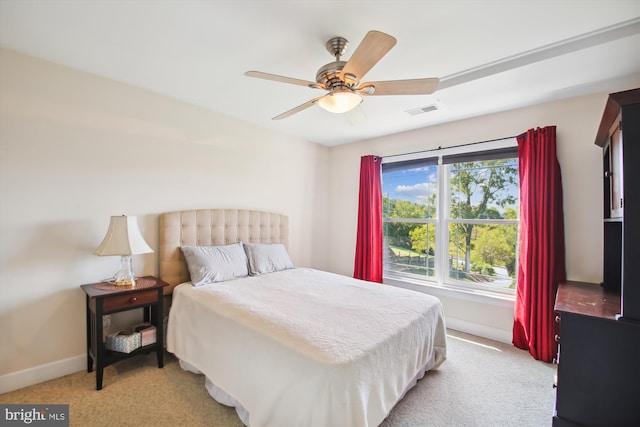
245 30 439 120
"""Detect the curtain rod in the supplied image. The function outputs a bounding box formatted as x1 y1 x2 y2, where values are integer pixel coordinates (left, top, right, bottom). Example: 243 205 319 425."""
382 133 525 160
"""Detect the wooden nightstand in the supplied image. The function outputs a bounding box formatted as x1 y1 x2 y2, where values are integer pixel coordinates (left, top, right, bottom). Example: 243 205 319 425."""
81 276 168 390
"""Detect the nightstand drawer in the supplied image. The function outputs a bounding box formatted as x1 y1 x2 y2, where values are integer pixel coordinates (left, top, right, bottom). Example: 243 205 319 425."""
103 290 157 312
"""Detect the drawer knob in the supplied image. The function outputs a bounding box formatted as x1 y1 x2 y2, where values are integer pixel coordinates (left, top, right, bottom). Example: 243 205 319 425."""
554 334 560 343
555 315 560 323
129 297 137 303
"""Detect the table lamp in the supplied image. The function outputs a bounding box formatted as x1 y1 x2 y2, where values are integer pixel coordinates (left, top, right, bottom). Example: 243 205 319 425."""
94 215 153 286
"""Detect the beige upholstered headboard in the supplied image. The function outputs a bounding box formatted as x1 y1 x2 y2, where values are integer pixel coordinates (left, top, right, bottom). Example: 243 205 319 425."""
159 209 289 295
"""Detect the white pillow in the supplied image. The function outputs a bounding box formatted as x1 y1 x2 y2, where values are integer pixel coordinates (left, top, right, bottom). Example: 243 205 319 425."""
181 243 249 286
243 243 295 276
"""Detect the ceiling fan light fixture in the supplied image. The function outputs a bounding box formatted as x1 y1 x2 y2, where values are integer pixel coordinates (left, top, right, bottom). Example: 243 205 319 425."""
317 91 362 114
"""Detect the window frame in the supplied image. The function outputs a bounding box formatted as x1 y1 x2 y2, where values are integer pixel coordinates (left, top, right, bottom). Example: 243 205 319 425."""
382 139 519 299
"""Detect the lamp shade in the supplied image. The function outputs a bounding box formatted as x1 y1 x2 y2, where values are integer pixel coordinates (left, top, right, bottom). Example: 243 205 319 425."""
317 91 362 114
94 215 153 256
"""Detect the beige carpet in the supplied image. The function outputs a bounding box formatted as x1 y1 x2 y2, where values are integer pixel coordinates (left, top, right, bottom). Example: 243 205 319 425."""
0 330 555 427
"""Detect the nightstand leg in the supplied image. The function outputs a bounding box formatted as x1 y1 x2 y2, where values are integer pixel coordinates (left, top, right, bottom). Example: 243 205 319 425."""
86 295 93 372
155 289 164 368
96 366 104 391
95 300 104 390
157 350 164 368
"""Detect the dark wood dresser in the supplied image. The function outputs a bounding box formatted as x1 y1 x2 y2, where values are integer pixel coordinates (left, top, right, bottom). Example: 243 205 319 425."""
553 281 640 426
552 89 640 426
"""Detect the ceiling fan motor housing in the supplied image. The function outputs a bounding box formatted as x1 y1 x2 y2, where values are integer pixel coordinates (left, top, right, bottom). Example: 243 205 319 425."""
316 60 350 90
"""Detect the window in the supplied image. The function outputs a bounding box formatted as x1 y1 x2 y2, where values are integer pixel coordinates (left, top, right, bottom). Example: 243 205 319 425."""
382 142 519 296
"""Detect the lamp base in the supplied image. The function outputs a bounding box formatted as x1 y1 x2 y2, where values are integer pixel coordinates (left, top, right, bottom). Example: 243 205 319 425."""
113 255 136 287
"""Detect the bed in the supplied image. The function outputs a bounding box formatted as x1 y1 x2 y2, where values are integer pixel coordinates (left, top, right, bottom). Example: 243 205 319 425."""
161 209 446 427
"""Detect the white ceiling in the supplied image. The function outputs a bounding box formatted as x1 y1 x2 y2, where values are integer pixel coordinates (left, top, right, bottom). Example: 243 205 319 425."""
1 1 639 146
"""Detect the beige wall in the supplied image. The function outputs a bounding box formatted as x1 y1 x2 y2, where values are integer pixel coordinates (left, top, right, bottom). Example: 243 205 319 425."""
0 49 330 386
327 92 628 341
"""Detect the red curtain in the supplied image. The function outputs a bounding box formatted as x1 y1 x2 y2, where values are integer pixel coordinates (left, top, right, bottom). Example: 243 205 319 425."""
354 155 383 283
513 126 566 362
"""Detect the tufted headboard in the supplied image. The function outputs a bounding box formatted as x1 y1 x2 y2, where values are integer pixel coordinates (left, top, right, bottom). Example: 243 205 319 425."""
159 209 289 295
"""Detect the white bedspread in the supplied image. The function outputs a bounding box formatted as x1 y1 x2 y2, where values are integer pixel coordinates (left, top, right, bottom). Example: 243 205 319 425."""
167 268 446 427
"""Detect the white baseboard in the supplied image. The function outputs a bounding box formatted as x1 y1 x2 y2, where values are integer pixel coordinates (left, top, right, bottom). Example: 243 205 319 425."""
0 354 85 395
445 317 512 344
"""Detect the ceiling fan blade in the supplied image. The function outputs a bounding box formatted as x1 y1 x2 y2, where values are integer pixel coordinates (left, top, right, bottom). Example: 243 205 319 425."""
359 78 440 96
273 97 323 120
245 71 323 89
344 105 367 126
341 31 397 82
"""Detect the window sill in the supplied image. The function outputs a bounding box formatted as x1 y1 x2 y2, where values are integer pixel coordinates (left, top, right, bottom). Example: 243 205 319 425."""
383 275 515 308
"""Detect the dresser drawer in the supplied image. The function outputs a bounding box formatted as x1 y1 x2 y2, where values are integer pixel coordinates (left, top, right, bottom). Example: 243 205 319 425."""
102 289 157 312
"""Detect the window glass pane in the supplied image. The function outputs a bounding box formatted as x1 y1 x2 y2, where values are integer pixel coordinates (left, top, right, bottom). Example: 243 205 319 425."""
384 222 436 277
450 159 518 219
448 223 517 289
383 163 438 278
382 165 438 219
